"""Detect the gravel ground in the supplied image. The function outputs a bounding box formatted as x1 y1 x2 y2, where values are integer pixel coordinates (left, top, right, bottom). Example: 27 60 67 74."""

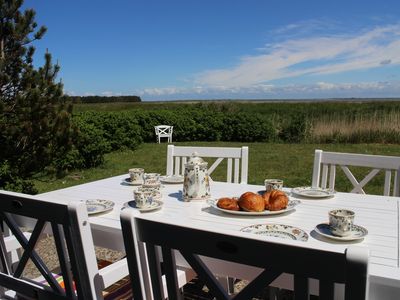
22 235 124 279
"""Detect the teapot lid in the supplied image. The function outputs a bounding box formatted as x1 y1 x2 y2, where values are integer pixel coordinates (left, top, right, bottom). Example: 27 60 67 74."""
186 152 208 167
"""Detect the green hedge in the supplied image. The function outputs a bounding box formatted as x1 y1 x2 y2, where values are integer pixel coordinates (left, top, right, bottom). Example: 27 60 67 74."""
133 108 279 142
57 108 309 171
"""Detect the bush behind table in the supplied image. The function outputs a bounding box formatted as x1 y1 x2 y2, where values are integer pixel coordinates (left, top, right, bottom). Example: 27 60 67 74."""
65 100 400 172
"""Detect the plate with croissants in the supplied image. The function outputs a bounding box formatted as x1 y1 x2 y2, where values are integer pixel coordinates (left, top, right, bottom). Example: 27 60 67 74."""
208 190 300 215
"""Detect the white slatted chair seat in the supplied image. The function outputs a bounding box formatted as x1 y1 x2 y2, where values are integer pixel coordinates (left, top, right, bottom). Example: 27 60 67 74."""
312 149 400 196
166 145 249 184
154 125 173 143
121 211 370 300
0 190 129 300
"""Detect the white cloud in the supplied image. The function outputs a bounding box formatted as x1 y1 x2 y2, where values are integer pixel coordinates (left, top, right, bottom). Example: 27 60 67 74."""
195 24 400 88
64 90 76 96
101 91 123 97
137 81 400 100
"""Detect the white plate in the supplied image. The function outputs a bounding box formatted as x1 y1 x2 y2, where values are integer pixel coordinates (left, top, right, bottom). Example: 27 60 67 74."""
122 178 143 186
291 186 335 198
85 199 114 215
160 175 184 184
208 199 300 216
314 223 368 241
126 200 163 212
241 224 308 242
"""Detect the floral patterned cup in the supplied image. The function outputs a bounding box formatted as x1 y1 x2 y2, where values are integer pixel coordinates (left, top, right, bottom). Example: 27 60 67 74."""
138 186 161 200
134 190 154 208
329 209 355 237
144 173 160 185
142 183 161 190
264 179 283 192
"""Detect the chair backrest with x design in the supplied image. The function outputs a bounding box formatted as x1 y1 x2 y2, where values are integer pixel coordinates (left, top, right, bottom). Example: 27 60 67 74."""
122 214 369 300
312 149 400 196
0 190 103 300
154 125 173 143
166 145 249 184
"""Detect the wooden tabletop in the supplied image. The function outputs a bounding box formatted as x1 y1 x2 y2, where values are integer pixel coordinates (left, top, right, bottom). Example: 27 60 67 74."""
38 174 400 290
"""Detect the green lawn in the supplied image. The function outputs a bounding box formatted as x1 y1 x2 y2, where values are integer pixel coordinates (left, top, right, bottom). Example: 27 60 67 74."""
33 142 400 195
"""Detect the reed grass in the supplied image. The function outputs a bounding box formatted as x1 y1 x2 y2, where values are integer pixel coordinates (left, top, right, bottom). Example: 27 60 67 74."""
311 111 400 143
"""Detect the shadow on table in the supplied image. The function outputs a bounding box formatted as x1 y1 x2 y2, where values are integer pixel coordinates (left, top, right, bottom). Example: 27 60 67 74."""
169 191 184 201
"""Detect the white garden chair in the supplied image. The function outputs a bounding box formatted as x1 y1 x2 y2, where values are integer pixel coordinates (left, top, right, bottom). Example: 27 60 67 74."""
154 125 173 143
0 190 129 300
166 145 249 184
120 210 191 300
121 213 369 300
312 149 400 196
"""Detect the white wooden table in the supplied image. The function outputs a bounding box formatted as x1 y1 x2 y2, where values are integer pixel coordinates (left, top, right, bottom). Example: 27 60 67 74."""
38 174 400 299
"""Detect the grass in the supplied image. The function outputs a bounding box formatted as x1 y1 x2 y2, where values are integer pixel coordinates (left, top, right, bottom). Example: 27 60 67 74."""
33 142 400 195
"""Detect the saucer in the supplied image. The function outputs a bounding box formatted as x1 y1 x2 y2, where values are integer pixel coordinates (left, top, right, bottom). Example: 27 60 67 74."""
126 200 163 212
291 187 335 199
85 199 114 215
315 223 368 241
123 178 143 186
241 223 308 242
160 175 184 184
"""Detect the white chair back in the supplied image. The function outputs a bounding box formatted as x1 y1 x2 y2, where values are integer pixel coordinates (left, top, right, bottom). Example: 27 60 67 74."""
154 125 173 143
312 149 400 196
0 190 128 300
120 210 190 300
166 145 249 184
0 190 102 299
122 213 369 300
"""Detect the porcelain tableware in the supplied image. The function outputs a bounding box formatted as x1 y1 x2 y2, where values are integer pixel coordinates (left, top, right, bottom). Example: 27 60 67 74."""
134 190 154 208
329 209 355 237
129 168 144 185
137 186 161 200
85 199 114 215
241 223 308 242
142 182 162 190
183 152 211 201
264 179 283 192
291 186 335 198
208 199 300 216
144 173 160 185
160 175 184 184
126 200 163 212
315 223 368 241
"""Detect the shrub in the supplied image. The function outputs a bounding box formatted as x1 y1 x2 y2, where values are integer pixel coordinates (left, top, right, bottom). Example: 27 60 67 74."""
53 119 109 171
74 120 110 168
75 111 143 149
0 161 37 194
223 112 276 142
279 114 311 143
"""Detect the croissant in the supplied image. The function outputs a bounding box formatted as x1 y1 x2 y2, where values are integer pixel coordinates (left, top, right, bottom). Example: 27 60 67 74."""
263 190 288 211
238 192 265 212
217 197 240 211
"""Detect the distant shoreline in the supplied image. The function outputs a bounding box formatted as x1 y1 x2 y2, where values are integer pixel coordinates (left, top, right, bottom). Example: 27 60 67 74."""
142 97 400 104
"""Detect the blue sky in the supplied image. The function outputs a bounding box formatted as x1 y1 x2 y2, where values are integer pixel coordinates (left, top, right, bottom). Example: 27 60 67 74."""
25 0 400 100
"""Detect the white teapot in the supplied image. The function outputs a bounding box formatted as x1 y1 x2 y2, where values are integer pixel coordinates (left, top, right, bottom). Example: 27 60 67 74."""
183 152 211 201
